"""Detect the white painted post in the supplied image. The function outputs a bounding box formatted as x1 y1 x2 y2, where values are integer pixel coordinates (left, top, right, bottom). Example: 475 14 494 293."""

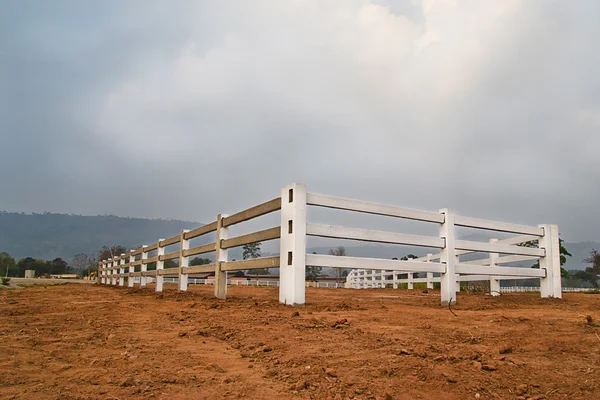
119 254 126 286
539 224 561 299
408 272 414 290
179 229 190 291
101 260 106 284
107 259 111 284
128 251 135 287
279 183 307 305
489 238 500 296
393 271 398 289
155 239 165 292
439 208 457 305
426 253 434 289
214 215 229 299
371 269 376 288
345 271 352 288
140 245 148 287
109 259 116 285
381 270 385 288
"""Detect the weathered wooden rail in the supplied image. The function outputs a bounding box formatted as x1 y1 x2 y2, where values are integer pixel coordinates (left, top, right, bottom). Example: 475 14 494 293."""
99 183 561 305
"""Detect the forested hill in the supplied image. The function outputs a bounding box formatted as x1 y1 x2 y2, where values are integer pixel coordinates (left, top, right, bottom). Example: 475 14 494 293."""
0 212 203 260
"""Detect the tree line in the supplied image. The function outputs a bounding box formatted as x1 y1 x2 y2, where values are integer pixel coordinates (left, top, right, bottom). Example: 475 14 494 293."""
0 253 74 277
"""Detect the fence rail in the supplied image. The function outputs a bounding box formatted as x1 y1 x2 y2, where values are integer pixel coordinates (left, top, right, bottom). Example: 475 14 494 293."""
99 183 562 305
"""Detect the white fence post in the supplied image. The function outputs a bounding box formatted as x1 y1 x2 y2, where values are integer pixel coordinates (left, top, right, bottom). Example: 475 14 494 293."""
140 245 148 287
439 208 457 304
393 271 398 289
426 253 434 289
489 238 500 296
539 224 561 298
110 258 116 285
179 229 190 291
155 239 165 292
408 272 414 290
279 183 307 305
119 253 126 286
128 251 135 287
214 214 229 299
101 260 106 284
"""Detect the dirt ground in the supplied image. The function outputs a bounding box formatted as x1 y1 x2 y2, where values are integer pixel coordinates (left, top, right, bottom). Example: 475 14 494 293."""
1 284 599 400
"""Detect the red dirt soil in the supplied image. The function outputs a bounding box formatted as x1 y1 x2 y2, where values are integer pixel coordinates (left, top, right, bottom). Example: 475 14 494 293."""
1 283 599 400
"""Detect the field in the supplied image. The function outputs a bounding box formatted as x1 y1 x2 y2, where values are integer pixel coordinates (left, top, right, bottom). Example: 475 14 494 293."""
1 284 599 399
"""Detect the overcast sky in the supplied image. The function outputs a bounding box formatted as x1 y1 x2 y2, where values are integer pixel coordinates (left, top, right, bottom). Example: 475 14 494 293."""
1 0 599 242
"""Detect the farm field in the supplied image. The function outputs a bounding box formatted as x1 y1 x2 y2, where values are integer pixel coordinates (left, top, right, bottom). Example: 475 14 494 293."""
1 284 599 399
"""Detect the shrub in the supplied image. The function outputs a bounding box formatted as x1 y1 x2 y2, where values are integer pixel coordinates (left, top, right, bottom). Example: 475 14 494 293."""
1 277 11 286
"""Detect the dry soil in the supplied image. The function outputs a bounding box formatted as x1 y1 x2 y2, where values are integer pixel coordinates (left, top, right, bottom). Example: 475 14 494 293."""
1 283 599 399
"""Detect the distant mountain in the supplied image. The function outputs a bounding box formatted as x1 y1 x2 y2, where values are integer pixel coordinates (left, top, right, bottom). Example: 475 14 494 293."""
0 212 208 261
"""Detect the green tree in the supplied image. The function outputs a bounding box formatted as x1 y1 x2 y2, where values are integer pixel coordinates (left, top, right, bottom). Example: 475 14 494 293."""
243 242 269 274
0 252 16 277
306 252 322 281
190 257 211 266
47 258 70 275
329 246 347 282
242 242 261 259
16 257 47 277
582 249 600 288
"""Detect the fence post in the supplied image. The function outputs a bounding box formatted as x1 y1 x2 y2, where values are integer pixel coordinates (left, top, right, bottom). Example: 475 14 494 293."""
119 254 126 286
439 208 457 304
109 258 115 285
408 272 414 290
128 251 135 287
214 214 229 299
155 239 165 292
140 245 148 287
426 253 434 289
489 238 500 296
279 183 307 305
539 224 561 298
101 260 106 284
371 269 376 288
361 269 366 288
392 271 398 289
178 229 190 291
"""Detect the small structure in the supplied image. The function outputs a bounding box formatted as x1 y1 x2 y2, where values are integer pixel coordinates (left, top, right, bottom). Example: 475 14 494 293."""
25 270 35 278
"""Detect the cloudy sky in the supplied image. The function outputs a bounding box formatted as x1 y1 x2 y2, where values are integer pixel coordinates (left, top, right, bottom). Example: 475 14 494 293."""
1 0 599 242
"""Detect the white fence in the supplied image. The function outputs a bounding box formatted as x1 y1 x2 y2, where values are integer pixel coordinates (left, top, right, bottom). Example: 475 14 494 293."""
99 183 561 305
500 286 596 293
162 277 344 288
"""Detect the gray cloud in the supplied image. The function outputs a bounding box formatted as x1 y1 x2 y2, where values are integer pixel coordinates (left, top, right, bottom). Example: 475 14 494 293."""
1 0 599 242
